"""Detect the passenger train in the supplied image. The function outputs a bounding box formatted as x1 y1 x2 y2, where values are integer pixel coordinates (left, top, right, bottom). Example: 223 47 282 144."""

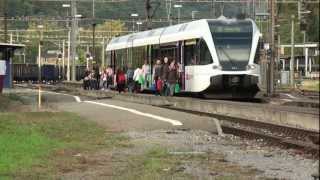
106 16 262 98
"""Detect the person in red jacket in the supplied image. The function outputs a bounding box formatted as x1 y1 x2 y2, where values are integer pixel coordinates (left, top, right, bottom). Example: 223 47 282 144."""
116 68 126 93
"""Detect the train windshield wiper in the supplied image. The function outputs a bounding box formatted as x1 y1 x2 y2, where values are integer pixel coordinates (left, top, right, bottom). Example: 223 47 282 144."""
217 46 236 67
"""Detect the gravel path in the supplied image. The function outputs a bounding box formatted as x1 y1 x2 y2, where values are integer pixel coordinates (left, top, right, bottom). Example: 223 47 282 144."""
125 129 319 180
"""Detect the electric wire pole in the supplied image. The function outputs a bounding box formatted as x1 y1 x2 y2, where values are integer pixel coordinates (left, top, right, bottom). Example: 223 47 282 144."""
3 0 8 43
92 0 96 69
290 15 295 87
268 0 276 96
71 0 78 81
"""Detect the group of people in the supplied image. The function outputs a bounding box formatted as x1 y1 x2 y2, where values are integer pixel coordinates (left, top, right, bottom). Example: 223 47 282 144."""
153 57 180 96
83 66 113 90
82 56 181 96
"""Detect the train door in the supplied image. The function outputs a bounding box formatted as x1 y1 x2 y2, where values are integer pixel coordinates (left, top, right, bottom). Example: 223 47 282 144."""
184 39 198 91
179 41 185 91
111 50 116 72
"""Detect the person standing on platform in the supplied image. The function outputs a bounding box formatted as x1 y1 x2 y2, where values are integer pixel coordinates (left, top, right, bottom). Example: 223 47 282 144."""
94 66 100 90
126 64 135 93
141 60 151 89
161 57 170 96
101 67 108 90
153 59 162 96
116 68 126 93
133 67 143 93
167 61 178 96
83 68 91 90
0 60 6 93
106 65 114 89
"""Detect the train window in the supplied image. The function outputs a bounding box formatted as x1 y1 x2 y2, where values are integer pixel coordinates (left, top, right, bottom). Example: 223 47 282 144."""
199 40 213 65
131 46 147 69
184 39 198 66
254 40 263 64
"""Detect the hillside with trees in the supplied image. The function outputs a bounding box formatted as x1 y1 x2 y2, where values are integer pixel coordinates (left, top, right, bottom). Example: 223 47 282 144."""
0 0 319 63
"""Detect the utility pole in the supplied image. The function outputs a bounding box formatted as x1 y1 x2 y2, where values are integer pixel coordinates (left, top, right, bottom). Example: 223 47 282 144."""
211 0 215 18
62 40 65 80
3 0 8 43
102 37 105 68
290 15 295 87
145 0 152 30
71 0 78 81
67 28 71 81
303 31 308 77
37 24 44 109
166 0 172 25
92 0 96 69
267 0 276 96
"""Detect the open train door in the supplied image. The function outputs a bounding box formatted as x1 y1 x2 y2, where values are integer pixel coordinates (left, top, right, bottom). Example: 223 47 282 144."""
179 41 185 91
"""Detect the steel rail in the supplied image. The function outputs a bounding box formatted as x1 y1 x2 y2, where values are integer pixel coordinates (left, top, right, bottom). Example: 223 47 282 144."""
155 104 319 159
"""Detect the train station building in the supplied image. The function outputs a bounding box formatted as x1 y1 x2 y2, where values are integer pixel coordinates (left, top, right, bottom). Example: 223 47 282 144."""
0 43 25 92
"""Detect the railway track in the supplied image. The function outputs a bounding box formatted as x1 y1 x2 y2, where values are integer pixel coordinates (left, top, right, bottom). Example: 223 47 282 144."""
155 105 320 159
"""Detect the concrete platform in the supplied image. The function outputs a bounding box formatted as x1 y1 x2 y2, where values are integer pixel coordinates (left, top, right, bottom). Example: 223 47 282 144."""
20 82 320 132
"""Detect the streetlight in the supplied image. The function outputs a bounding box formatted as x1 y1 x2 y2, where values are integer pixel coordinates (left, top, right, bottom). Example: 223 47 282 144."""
62 4 70 8
131 13 139 32
174 4 182 24
191 10 198 20
136 21 142 32
300 10 311 77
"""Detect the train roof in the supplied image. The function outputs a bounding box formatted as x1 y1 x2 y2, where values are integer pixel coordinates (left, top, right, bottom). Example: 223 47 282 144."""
106 17 255 51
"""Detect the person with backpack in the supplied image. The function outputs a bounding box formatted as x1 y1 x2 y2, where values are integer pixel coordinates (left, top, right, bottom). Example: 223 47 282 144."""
126 64 135 93
116 68 126 93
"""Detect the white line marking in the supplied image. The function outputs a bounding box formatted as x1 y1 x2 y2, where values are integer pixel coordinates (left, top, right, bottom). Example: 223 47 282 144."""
84 101 183 126
73 96 82 103
42 90 82 102
33 90 182 126
283 93 298 99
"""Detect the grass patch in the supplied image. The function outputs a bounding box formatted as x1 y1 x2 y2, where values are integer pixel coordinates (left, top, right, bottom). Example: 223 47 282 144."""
0 112 107 179
116 147 196 180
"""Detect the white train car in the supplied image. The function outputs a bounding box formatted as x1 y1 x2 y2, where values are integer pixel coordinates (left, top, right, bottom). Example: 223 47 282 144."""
106 16 262 98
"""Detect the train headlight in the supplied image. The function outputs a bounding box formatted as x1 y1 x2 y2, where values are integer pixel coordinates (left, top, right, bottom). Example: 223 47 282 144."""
212 65 222 70
246 64 256 70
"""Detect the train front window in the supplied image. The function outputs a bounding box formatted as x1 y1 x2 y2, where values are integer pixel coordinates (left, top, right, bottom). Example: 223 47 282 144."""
208 20 252 70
